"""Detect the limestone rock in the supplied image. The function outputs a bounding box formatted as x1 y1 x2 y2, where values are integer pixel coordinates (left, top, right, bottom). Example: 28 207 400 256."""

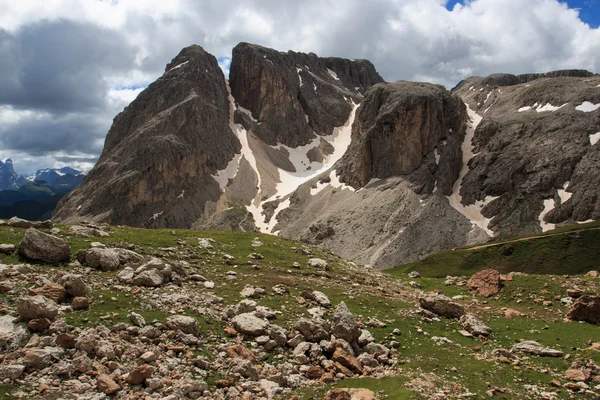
295 317 331 342
459 314 492 336
419 293 464 319
84 248 120 271
126 365 154 385
68 225 109 237
511 340 564 357
59 274 89 297
467 269 502 297
566 295 600 325
31 283 67 303
324 388 377 400
231 313 269 337
97 374 121 395
72 297 90 310
16 295 59 321
0 244 15 254
331 302 360 343
18 228 70 264
0 365 25 380
0 315 28 350
166 315 200 336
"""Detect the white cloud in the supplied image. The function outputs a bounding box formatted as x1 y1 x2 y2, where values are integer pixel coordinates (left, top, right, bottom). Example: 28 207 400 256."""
0 0 598 172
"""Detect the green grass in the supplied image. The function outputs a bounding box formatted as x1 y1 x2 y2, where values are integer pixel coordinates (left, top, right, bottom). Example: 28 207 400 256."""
0 385 17 400
389 223 600 278
1 223 599 399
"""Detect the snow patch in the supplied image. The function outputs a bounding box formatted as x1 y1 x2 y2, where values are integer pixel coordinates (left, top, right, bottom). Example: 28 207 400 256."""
590 132 600 145
434 148 440 165
575 101 600 112
519 102 568 113
538 199 556 232
150 211 164 221
296 68 303 87
167 60 188 72
557 182 571 204
447 105 496 236
313 82 318 93
266 199 291 233
327 68 340 81
177 190 185 200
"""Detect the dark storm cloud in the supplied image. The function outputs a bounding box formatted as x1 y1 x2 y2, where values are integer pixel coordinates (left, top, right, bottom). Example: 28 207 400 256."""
0 111 108 156
0 20 137 113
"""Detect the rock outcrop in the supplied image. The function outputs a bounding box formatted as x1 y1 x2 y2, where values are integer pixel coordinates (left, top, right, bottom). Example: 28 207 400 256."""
54 45 240 228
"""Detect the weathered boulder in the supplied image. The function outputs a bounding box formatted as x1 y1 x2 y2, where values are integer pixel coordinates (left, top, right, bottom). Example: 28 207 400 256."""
231 313 269 337
166 315 200 336
511 340 563 357
459 314 492 336
17 228 70 264
85 248 120 271
332 347 363 375
126 365 154 385
59 274 89 297
467 269 502 297
419 293 464 318
0 244 15 254
295 317 331 342
0 365 25 381
16 295 59 321
566 295 600 325
133 269 164 287
68 225 109 237
0 315 28 350
97 374 121 395
31 283 67 303
324 388 376 400
331 302 360 343
72 297 90 310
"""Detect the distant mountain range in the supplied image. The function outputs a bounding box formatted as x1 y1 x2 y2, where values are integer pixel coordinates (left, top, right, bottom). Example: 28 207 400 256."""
0 159 85 220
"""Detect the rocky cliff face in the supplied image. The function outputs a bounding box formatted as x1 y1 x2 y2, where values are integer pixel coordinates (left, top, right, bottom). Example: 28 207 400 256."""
337 82 466 195
54 41 599 269
230 43 382 147
54 45 240 227
0 159 27 191
453 72 600 234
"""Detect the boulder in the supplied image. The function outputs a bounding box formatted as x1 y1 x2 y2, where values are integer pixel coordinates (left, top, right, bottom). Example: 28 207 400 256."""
240 285 266 298
68 225 109 237
226 344 255 362
467 269 502 297
228 358 259 380
308 258 329 270
85 248 120 271
126 365 154 385
72 297 90 310
231 313 269 337
59 274 89 297
324 388 376 400
0 315 28 350
331 302 360 343
459 314 492 336
28 318 52 332
511 341 563 357
0 244 15 254
16 295 59 321
566 295 600 325
23 347 63 369
0 365 25 381
166 315 200 336
332 347 363 375
295 317 331 342
133 269 164 287
7 217 34 228
419 293 464 318
31 283 67 303
17 228 70 264
97 374 121 395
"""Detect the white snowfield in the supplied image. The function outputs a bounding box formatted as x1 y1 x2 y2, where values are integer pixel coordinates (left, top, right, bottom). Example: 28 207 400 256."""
575 101 600 112
590 132 600 145
538 199 556 232
212 80 358 234
447 105 497 236
518 102 568 113
557 182 572 204
167 60 188 72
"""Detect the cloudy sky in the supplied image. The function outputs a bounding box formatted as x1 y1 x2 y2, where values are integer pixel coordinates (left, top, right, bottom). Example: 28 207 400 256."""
0 0 599 175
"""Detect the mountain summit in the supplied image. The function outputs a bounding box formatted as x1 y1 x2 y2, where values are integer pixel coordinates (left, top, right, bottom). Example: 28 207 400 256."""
54 43 600 268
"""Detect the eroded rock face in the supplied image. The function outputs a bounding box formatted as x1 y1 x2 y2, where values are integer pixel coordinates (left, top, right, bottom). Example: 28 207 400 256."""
337 81 466 194
454 72 600 234
54 45 240 228
230 42 383 147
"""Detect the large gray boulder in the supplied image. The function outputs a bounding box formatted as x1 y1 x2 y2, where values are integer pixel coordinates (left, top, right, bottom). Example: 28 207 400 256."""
85 248 120 271
295 317 331 342
0 315 28 350
16 295 59 321
166 315 200 336
59 274 90 297
419 293 465 319
459 314 492 336
231 313 269 337
331 302 360 343
511 340 564 357
17 228 70 264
